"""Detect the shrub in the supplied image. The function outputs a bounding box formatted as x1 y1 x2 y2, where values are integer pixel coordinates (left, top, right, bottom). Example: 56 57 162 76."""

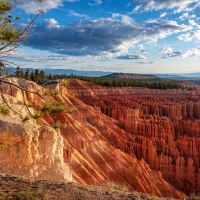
0 142 8 150
22 116 29 123
33 112 42 121
52 90 59 96
54 121 62 132
27 102 34 107
104 180 129 192
49 102 66 114
0 104 9 116
41 103 51 113
43 89 51 96
62 80 68 87
12 189 47 200
189 192 200 199
69 108 76 115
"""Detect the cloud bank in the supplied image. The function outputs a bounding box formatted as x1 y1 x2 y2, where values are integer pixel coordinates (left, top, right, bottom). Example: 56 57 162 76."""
159 47 200 58
26 18 192 56
129 0 200 13
16 0 78 14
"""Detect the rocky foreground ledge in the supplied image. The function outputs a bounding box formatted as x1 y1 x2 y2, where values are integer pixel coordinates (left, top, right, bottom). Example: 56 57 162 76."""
0 173 180 200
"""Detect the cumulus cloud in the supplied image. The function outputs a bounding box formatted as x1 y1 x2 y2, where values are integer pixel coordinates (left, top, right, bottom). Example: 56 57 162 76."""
116 54 146 60
16 0 78 14
129 0 200 13
160 12 167 18
88 0 102 6
112 13 134 25
137 44 148 54
26 18 192 56
188 20 200 28
179 13 196 21
158 47 200 58
67 10 89 18
158 47 173 54
178 30 200 42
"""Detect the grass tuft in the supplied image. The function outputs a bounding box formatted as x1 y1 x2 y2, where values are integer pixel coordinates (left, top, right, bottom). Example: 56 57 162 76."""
69 108 76 115
11 189 47 200
53 121 62 132
104 180 129 192
22 116 29 123
49 102 66 114
33 112 42 122
189 192 200 199
0 104 9 116
0 142 8 150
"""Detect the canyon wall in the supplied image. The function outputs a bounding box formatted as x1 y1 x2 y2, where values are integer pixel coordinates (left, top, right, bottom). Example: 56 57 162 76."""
66 79 200 195
0 78 187 198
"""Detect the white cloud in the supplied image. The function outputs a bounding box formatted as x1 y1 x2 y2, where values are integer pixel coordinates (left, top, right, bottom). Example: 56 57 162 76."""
178 30 200 42
130 0 200 13
16 0 78 14
112 13 134 25
26 18 192 56
137 44 148 54
188 20 200 28
68 10 89 18
116 54 146 60
158 47 200 58
160 12 167 18
128 5 142 14
88 0 102 6
158 47 173 54
179 13 196 21
43 18 60 28
179 13 189 21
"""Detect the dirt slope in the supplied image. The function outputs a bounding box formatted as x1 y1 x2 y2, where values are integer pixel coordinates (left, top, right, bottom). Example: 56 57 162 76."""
0 174 179 200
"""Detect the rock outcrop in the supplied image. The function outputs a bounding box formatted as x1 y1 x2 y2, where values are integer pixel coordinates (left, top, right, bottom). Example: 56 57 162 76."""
0 117 72 182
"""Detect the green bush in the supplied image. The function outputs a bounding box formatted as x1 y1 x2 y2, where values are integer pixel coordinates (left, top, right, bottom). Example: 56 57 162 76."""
41 103 51 113
49 102 66 114
0 142 8 150
0 104 9 116
69 108 76 115
33 112 42 121
62 80 68 87
27 102 34 107
52 90 59 96
43 89 51 96
54 121 62 132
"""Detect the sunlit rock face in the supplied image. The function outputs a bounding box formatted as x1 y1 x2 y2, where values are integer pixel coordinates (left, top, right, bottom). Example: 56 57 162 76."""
0 118 72 182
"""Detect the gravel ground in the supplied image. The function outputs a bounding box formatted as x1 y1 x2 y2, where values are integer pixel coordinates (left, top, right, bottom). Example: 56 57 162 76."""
0 174 181 200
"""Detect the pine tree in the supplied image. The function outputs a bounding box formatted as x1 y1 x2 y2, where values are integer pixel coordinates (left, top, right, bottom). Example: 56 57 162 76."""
25 69 30 80
0 0 43 75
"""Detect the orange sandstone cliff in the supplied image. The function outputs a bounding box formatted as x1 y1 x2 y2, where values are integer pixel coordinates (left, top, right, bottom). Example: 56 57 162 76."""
0 78 189 199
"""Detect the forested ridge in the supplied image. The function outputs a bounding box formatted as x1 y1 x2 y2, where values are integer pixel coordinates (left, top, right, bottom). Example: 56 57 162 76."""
13 67 195 90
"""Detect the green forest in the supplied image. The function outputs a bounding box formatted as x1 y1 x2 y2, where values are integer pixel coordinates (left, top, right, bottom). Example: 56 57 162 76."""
13 67 194 90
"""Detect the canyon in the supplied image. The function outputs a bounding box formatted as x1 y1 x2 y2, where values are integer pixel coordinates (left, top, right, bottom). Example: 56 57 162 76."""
1 78 200 198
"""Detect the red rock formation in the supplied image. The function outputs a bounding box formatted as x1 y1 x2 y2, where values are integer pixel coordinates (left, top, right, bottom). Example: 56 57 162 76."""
1 78 190 198
66 79 200 195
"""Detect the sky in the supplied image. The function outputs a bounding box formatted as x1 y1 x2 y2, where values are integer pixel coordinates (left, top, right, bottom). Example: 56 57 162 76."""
7 0 200 74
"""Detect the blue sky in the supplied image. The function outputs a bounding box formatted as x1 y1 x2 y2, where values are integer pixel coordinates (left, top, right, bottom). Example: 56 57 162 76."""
7 0 200 73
